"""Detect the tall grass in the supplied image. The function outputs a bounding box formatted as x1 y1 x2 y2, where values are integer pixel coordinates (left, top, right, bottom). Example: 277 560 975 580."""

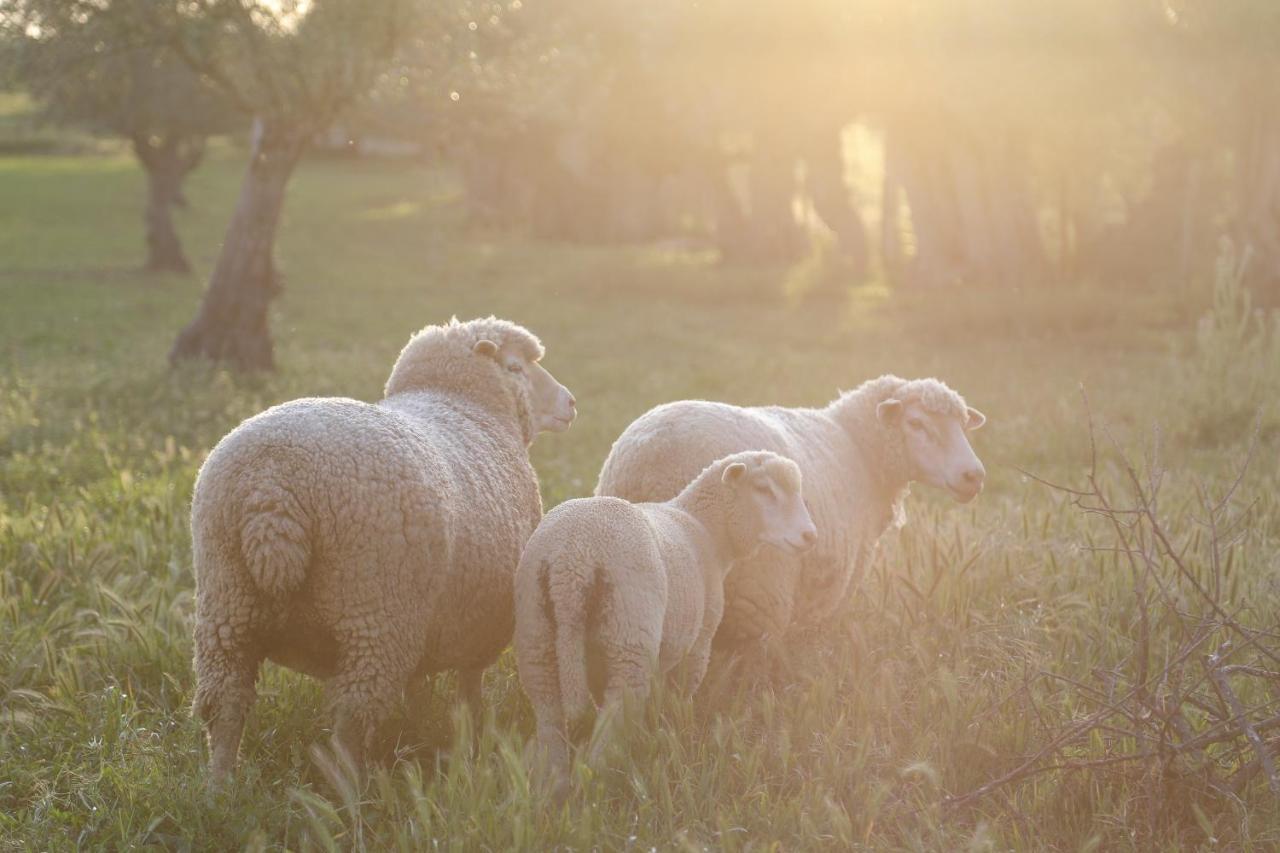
1 153 1277 850
1176 243 1280 445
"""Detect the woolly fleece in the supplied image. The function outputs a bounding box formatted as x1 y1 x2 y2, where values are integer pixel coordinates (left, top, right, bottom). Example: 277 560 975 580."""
595 374 974 648
191 317 551 779
516 451 804 789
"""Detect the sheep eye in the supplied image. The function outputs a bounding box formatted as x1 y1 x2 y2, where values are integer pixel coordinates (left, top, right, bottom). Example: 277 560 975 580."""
907 418 926 431
752 482 772 496
506 362 524 374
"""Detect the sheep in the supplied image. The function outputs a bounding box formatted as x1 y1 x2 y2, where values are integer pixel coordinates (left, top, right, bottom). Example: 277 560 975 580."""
595 374 986 654
515 450 817 795
190 317 576 781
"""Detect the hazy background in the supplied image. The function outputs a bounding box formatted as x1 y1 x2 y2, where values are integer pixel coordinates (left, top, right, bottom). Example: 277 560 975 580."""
7 1 1280 303
2 2 1279 850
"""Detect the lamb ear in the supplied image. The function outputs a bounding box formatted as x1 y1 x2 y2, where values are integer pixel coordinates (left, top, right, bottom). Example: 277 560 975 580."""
473 339 499 358
877 398 903 425
965 406 987 430
722 462 747 484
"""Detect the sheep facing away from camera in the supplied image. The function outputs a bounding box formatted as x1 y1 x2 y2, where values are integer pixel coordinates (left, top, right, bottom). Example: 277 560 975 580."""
515 450 816 795
595 374 985 653
190 317 576 781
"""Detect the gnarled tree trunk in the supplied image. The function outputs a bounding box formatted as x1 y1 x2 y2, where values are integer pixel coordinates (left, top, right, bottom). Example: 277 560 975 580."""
805 124 869 281
169 119 308 370
1235 88 1280 296
881 141 907 286
885 117 1045 288
741 131 805 264
143 162 189 273
132 134 205 274
1079 141 1207 287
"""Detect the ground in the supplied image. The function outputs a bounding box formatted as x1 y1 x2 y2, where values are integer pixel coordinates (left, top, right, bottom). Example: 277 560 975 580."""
1 145 1277 850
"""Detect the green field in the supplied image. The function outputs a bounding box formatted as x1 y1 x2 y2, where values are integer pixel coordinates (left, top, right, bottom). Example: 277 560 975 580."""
2 148 1278 850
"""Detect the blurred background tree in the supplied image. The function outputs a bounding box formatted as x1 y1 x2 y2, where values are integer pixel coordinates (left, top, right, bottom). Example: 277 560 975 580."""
4 0 1280 367
8 0 241 273
152 0 421 370
398 0 1280 294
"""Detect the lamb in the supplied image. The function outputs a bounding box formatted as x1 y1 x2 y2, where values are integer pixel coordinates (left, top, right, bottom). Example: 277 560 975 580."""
515 450 816 794
190 317 576 781
595 375 986 652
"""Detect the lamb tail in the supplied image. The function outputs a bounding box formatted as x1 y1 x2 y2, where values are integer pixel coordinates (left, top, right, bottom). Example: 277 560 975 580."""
548 561 597 724
238 485 310 598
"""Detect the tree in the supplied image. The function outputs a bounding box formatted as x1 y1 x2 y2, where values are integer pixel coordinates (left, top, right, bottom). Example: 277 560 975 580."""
151 0 417 369
9 1 240 273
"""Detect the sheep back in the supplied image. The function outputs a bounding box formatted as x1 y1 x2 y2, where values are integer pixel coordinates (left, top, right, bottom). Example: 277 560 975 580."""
595 400 874 644
193 390 539 678
515 494 719 722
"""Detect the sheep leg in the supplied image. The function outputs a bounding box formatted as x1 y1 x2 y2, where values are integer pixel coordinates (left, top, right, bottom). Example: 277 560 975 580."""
458 667 484 718
447 667 486 752
404 670 433 718
716 554 798 678
398 669 435 748
680 638 713 696
586 645 651 770
530 702 572 802
327 655 414 770
193 623 262 783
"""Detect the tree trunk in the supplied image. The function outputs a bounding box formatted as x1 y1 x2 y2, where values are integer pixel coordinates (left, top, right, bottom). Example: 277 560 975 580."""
1081 141 1206 287
169 120 308 370
132 134 204 274
742 133 804 263
712 160 754 263
806 125 869 281
887 117 1045 288
1235 88 1280 296
167 140 203 210
881 134 906 286
143 162 190 273
889 125 962 287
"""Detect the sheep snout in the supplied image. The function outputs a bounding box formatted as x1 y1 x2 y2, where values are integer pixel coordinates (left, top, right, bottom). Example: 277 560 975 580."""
948 464 986 502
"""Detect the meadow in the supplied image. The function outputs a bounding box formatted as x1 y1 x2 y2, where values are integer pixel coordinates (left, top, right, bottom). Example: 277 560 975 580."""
1 146 1278 850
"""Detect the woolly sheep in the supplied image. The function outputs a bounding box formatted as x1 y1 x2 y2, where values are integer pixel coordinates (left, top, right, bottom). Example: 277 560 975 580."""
515 450 817 794
595 375 986 652
190 317 576 781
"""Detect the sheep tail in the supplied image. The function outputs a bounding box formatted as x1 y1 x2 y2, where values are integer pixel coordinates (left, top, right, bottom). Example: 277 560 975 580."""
238 485 310 599
547 560 598 724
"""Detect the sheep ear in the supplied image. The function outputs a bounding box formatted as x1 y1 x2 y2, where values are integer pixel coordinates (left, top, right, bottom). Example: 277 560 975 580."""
473 339 499 359
722 462 747 484
965 406 987 430
877 399 903 425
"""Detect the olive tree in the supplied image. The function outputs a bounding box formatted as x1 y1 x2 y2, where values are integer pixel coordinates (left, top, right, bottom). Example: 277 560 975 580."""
9 0 240 273
155 0 419 369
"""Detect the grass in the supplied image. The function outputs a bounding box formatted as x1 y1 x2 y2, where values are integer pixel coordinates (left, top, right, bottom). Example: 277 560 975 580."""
1 145 1278 850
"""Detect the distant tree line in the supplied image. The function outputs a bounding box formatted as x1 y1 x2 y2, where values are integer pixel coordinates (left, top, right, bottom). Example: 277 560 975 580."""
408 0 1280 296
4 0 419 368
2 0 1279 369
7 0 241 273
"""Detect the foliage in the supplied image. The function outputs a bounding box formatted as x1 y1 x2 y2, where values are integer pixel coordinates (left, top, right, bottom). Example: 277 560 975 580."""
4 0 244 270
147 0 429 367
9 0 239 143
360 0 1280 292
146 0 421 131
1176 243 1280 444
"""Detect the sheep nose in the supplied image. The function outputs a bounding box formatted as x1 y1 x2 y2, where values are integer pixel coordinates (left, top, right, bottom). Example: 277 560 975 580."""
962 466 985 486
567 394 576 408
800 528 817 548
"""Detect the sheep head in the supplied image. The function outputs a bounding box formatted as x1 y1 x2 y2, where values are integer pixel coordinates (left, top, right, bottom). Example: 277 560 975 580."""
721 452 817 557
876 379 986 503
471 336 576 436
385 317 575 444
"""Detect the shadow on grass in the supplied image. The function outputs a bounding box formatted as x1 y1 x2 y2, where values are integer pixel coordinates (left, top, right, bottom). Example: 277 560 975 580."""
0 265 194 284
